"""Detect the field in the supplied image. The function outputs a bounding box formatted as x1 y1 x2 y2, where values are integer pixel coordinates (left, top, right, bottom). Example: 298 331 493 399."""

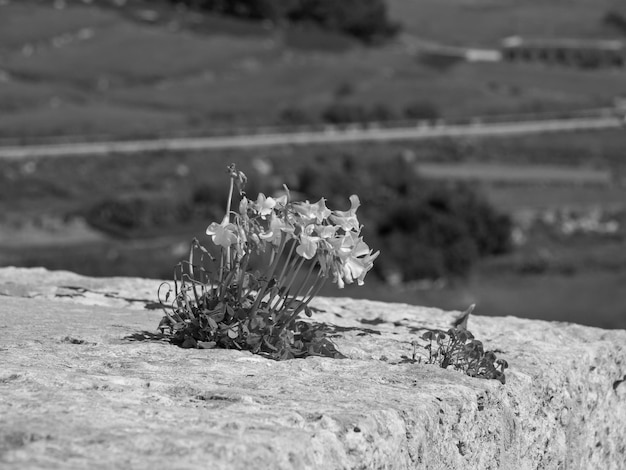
1 0 626 330
387 0 622 46
1 0 626 140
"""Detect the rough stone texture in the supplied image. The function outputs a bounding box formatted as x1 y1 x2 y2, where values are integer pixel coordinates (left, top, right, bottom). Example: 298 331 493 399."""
0 267 625 469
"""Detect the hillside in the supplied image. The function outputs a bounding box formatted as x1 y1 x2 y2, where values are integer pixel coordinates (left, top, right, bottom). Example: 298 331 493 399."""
1 0 625 141
387 0 624 46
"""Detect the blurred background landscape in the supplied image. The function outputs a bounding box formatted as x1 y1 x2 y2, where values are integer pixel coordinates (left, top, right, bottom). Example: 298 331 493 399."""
1 0 626 329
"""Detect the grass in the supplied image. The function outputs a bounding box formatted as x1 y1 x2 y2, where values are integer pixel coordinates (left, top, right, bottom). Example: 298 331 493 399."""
0 79 88 114
483 185 626 212
0 102 188 139
0 2 116 49
416 162 611 185
5 23 281 86
424 129 626 166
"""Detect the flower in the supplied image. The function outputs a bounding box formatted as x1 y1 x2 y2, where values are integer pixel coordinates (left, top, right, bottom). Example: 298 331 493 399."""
293 198 332 224
344 249 379 286
296 224 320 260
255 193 279 217
256 211 295 246
330 195 361 232
315 224 337 239
329 232 379 287
227 163 247 195
238 196 249 215
206 216 239 248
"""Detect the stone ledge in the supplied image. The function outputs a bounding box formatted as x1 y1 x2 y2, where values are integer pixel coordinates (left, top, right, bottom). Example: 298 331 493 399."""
0 267 624 469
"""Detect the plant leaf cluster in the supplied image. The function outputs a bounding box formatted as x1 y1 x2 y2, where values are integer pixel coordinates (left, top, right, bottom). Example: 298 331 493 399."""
157 242 345 360
404 327 508 384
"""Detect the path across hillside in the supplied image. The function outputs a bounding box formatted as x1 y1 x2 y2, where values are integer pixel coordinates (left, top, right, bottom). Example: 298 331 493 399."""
0 114 623 159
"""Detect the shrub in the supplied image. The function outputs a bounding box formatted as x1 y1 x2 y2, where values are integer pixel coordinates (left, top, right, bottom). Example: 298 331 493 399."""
191 183 229 221
288 0 399 43
292 155 512 282
86 195 192 237
173 0 298 21
334 81 355 98
321 103 370 124
604 10 626 35
283 25 357 51
171 0 400 43
403 101 440 121
369 103 397 122
416 51 465 71
321 102 396 124
278 106 317 125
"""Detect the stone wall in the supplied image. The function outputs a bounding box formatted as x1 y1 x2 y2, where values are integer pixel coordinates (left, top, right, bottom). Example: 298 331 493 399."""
0 267 624 469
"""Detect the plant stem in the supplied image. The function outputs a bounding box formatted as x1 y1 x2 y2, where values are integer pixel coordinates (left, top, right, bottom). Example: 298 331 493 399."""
282 259 317 312
236 253 250 303
299 273 326 312
271 256 305 313
276 274 326 336
267 245 300 311
225 174 234 219
276 239 297 285
224 177 235 272
250 237 287 314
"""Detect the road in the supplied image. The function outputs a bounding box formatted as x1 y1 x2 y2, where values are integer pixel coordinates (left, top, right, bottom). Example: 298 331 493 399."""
0 115 623 159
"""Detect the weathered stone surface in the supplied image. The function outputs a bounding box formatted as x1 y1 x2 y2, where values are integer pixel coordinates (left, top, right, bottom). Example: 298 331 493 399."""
0 267 624 469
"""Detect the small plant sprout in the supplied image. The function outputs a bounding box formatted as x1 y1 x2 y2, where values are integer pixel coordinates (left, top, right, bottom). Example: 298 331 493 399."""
158 164 379 360
420 326 508 384
401 314 508 384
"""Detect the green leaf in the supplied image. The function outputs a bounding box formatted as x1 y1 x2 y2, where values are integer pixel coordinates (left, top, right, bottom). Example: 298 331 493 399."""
484 351 496 362
226 304 236 319
263 338 278 351
246 333 262 347
227 327 239 339
210 308 225 323
421 331 434 341
207 317 219 331
198 341 217 349
236 308 248 320
496 359 509 370
182 338 197 349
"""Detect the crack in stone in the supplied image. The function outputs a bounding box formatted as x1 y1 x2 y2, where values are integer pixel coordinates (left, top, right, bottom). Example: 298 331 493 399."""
612 375 626 391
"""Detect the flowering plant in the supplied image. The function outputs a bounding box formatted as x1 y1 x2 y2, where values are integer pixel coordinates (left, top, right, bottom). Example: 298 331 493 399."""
158 164 379 360
401 325 508 384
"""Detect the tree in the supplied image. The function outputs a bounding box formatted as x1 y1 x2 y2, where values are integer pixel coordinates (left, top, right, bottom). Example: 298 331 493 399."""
288 0 398 42
169 0 399 42
604 10 626 36
175 0 298 21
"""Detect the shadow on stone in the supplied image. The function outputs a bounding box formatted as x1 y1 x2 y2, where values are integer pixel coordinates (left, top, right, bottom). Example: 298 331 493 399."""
320 323 382 337
124 331 170 342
